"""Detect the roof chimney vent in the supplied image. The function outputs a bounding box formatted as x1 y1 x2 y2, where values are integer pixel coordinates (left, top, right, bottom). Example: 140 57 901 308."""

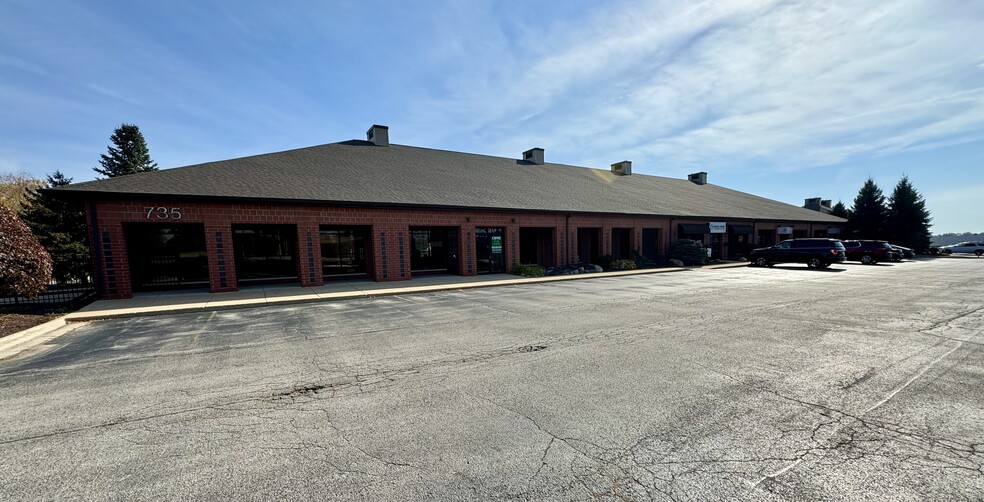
804 197 835 214
367 124 389 146
522 147 544 165
688 172 707 185
611 160 632 176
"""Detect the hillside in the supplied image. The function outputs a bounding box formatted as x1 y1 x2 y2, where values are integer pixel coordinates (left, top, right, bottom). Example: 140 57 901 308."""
932 233 984 246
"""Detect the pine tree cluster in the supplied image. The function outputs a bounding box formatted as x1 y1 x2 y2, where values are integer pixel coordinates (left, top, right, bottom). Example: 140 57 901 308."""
844 176 932 249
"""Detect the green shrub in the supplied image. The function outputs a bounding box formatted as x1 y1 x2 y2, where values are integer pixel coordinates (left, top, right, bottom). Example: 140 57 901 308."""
631 250 657 268
669 239 706 266
610 259 637 270
511 263 545 277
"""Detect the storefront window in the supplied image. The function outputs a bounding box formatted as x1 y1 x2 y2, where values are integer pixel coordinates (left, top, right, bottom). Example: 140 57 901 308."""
320 227 369 277
125 223 209 291
475 227 505 273
410 228 458 273
232 224 298 281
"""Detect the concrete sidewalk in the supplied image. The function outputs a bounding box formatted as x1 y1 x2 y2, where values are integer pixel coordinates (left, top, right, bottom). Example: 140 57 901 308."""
1 262 748 360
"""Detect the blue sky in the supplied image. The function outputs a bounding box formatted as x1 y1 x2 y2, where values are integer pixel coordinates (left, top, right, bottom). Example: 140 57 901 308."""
2 0 982 233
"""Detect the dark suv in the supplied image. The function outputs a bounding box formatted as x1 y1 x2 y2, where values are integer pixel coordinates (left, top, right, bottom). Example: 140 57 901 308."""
841 240 893 264
748 239 847 269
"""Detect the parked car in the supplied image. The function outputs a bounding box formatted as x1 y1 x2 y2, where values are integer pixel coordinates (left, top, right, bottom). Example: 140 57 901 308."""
939 242 984 256
841 240 893 264
748 239 847 269
892 245 914 259
889 245 912 261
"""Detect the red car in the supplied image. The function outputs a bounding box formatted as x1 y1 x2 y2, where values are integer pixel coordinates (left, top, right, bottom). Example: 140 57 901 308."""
841 240 893 264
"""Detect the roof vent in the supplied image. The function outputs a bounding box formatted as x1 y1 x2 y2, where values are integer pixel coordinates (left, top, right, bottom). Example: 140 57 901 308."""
804 197 834 214
611 160 632 176
522 148 544 165
688 172 707 185
367 124 389 146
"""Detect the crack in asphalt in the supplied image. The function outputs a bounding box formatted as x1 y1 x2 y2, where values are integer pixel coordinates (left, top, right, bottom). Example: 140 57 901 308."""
510 306 984 499
3 262 983 500
0 339 560 445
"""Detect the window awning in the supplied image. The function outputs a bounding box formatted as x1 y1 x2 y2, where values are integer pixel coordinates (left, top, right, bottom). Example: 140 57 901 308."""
730 224 754 234
679 223 710 234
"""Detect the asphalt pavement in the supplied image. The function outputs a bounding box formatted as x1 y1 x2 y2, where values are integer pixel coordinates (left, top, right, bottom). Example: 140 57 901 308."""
1 258 982 500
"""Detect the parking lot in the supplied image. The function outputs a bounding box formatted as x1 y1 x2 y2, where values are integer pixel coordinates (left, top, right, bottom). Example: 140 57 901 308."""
2 258 982 500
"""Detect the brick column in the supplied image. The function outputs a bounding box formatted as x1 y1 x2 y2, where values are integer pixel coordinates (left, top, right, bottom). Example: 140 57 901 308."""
297 225 324 287
205 224 237 293
555 226 566 267
372 225 409 282
570 226 579 263
96 223 131 299
505 225 520 271
459 225 476 276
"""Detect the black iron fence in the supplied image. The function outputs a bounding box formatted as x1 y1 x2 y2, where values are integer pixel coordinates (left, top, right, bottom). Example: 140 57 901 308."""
0 283 97 313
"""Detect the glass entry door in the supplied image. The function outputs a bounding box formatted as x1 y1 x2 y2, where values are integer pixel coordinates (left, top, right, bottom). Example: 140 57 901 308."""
124 223 209 291
319 226 370 278
232 224 298 282
410 227 459 274
475 227 505 274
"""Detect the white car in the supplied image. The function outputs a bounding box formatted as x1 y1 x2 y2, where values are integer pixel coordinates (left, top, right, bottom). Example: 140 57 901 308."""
940 242 984 256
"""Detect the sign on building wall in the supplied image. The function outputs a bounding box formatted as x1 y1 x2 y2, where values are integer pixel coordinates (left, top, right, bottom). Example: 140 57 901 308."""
709 222 727 234
777 226 794 234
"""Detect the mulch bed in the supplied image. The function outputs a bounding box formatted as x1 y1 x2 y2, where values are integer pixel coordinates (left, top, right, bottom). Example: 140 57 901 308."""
0 314 60 339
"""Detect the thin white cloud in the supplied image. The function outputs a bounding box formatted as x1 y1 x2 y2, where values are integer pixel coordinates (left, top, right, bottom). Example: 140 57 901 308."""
0 55 48 76
87 84 143 107
410 0 984 175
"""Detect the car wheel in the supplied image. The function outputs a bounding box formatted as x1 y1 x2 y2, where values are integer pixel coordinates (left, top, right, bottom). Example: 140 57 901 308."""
861 254 874 265
754 257 769 267
976 250 983 257
807 258 821 269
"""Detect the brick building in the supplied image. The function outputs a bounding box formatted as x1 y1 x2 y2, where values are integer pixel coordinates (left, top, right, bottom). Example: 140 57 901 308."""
56 125 845 299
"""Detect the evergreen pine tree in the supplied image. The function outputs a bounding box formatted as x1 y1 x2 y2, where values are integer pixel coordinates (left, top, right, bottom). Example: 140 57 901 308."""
93 123 158 178
885 175 932 250
830 200 850 236
830 201 849 219
848 178 888 239
21 171 91 283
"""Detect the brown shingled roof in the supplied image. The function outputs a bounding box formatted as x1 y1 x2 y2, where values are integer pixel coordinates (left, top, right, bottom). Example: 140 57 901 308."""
56 139 845 223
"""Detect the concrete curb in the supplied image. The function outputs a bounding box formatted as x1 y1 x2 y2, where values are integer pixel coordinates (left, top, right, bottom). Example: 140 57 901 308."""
64 263 749 323
0 317 86 361
61 267 681 321
0 262 751 360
